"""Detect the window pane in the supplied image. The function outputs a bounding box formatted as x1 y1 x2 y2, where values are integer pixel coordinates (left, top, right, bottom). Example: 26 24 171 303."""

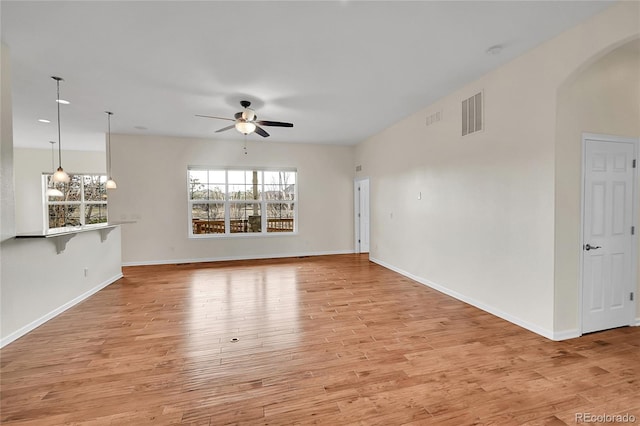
189 170 208 184
228 184 250 200
267 203 295 232
45 175 65 200
228 185 261 200
228 170 257 184
189 170 226 200
59 175 82 202
190 183 225 200
49 204 81 229
263 171 295 200
229 202 261 233
228 171 260 200
264 171 296 185
264 184 295 201
190 180 207 200
208 185 225 200
192 203 225 234
84 175 107 201
209 170 225 184
85 203 108 224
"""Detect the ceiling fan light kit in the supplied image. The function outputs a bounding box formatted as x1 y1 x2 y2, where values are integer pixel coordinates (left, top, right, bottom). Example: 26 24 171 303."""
235 120 256 135
196 100 293 138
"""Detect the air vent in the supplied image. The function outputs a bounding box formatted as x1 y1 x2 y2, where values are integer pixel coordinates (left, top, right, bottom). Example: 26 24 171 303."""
426 111 442 126
462 92 483 136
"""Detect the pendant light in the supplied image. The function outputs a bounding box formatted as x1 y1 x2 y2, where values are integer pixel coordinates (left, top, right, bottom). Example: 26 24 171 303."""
51 76 70 183
104 111 117 189
46 140 64 197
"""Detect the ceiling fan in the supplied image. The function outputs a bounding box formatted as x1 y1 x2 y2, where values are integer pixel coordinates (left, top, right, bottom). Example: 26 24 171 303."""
196 100 293 138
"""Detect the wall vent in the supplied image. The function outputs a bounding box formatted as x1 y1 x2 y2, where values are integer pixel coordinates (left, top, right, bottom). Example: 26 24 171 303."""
425 110 442 126
462 91 483 136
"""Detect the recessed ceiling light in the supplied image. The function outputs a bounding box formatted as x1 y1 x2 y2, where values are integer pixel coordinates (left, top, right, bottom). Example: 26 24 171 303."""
56 99 70 105
486 45 504 55
38 118 51 123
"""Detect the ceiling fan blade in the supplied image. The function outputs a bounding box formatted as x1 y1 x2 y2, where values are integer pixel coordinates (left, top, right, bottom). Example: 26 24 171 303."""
215 124 236 133
254 126 270 138
196 114 234 122
256 120 293 128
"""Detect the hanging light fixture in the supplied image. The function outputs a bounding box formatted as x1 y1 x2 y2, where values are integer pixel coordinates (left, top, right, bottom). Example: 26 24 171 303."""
51 76 70 183
235 119 256 135
234 105 257 135
46 140 64 197
104 111 117 189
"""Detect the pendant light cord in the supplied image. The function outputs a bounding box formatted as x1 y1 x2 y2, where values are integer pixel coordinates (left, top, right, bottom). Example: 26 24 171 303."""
56 78 62 168
106 111 112 177
50 141 56 173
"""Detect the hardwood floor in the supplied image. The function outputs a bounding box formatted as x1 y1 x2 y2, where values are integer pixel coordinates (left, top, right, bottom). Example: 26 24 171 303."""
1 254 639 425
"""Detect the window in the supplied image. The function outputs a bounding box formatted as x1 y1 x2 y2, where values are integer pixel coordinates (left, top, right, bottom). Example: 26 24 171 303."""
44 174 108 230
188 168 296 236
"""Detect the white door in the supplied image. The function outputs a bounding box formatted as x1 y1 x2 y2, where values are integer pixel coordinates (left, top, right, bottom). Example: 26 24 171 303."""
355 179 370 253
582 136 636 334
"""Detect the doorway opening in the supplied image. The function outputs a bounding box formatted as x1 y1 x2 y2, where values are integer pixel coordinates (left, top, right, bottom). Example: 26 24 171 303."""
354 178 370 254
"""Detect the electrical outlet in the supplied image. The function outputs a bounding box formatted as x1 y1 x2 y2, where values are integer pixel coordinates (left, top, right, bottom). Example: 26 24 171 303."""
83 267 89 277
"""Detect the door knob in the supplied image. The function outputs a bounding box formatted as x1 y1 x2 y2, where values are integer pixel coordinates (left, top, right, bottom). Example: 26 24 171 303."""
584 244 602 251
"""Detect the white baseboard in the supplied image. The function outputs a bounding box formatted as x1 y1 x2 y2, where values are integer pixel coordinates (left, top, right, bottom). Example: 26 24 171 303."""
369 256 571 341
0 273 123 349
551 329 581 341
636 317 640 326
122 250 355 267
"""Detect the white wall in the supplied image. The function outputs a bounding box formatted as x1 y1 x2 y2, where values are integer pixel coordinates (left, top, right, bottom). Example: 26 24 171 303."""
1 42 15 241
13 148 106 233
1 227 123 347
108 134 355 265
555 39 640 332
355 1 639 339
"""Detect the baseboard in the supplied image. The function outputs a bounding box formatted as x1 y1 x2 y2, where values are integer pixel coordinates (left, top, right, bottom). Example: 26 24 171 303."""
0 273 123 349
122 250 355 267
551 329 581 341
636 317 640 326
369 256 565 341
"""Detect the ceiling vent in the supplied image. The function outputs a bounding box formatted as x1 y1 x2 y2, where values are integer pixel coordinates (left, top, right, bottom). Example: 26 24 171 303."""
462 91 483 136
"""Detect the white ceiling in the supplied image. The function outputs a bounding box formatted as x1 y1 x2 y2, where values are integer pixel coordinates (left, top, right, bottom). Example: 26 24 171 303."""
2 1 614 151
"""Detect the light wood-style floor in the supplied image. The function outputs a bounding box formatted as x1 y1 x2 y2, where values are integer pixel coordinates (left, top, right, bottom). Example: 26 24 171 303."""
1 254 639 425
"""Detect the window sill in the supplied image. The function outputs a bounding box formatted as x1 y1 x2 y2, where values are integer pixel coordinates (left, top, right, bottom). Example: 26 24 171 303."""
188 231 299 240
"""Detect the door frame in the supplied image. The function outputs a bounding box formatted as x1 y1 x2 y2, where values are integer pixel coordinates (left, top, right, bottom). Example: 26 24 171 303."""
354 177 370 254
579 132 639 334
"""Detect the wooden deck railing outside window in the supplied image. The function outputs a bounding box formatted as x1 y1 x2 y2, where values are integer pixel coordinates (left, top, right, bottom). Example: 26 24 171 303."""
192 218 294 234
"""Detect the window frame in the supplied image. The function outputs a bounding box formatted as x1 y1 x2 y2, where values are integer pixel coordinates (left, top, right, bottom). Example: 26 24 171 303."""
42 173 109 231
187 167 298 238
